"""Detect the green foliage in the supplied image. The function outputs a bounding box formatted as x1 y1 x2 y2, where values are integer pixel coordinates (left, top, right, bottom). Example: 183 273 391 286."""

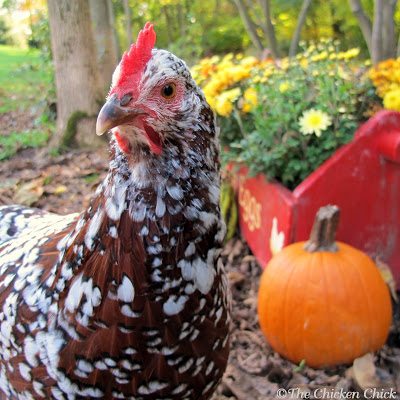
113 0 248 62
0 45 52 113
294 359 307 373
168 35 204 64
28 11 51 59
0 45 54 160
201 17 248 55
0 130 49 160
0 17 12 45
266 0 374 58
217 42 377 190
27 11 56 124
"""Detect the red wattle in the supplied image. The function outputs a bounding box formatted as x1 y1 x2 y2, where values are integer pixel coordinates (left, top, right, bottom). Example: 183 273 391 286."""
144 124 162 155
114 131 131 154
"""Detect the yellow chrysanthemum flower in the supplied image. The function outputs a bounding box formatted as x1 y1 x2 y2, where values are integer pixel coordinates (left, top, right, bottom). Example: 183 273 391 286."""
310 51 328 62
241 56 258 67
337 66 350 80
299 109 332 137
242 87 258 113
210 55 220 64
308 44 316 53
279 81 290 93
299 58 308 68
222 53 234 62
347 48 360 58
367 58 400 100
230 65 250 82
214 88 241 117
383 89 400 111
263 68 274 79
214 97 233 117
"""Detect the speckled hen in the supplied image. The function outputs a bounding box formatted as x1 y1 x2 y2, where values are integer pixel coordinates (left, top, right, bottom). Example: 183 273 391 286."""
0 23 230 399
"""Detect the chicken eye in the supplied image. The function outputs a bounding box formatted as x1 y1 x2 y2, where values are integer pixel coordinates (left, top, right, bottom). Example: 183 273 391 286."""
161 83 176 99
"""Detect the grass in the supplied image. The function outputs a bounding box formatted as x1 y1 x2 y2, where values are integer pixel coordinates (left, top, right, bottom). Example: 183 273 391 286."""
0 130 49 161
0 46 52 112
0 45 54 160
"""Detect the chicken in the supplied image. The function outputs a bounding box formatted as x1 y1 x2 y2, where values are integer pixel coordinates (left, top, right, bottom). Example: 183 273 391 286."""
0 23 230 399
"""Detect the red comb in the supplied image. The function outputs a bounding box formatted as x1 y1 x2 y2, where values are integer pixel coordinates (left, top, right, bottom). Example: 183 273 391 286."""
112 22 156 96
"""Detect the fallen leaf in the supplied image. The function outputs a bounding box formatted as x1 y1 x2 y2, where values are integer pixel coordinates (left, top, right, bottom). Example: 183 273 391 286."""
13 178 44 206
228 270 245 286
54 185 68 195
375 258 398 302
288 371 309 387
0 178 19 190
242 255 256 263
243 296 257 307
335 377 352 392
228 239 244 263
352 353 395 391
222 364 274 400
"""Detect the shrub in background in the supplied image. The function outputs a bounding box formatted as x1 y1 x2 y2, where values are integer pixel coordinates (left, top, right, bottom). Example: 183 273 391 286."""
0 17 13 45
369 58 400 112
192 40 379 190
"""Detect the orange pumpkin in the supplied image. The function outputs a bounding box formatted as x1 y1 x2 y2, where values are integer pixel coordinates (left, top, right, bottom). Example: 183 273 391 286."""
258 205 392 368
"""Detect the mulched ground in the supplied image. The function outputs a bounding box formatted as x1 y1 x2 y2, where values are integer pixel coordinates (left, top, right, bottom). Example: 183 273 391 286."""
0 109 39 136
0 147 399 400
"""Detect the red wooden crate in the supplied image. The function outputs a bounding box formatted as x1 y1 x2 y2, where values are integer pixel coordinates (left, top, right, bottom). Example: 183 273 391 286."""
233 110 400 287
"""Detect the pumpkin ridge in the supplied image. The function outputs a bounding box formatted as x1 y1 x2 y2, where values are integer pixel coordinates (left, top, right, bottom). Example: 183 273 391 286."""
335 248 356 363
289 250 313 363
300 251 313 365
281 249 305 359
340 247 375 353
320 251 334 365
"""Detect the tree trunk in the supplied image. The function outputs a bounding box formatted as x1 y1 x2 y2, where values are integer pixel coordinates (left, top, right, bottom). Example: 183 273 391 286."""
177 3 185 37
371 0 384 63
260 0 279 58
48 0 103 149
382 0 397 59
289 0 313 57
214 0 221 16
233 0 264 53
348 0 373 54
397 32 400 57
107 0 120 59
89 0 119 97
123 0 133 45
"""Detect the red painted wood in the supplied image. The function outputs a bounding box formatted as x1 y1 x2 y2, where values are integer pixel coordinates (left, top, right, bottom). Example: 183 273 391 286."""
236 170 295 266
235 110 400 287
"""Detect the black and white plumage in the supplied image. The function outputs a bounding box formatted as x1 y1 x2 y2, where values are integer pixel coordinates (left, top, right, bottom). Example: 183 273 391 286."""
0 23 230 399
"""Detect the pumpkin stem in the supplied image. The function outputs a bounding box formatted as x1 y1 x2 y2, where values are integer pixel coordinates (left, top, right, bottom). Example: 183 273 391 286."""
304 205 340 252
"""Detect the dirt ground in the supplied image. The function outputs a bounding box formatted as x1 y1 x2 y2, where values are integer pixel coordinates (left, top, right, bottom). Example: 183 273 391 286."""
0 146 399 400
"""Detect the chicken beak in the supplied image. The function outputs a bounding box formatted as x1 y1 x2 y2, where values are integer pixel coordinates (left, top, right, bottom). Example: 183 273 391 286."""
96 94 145 136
